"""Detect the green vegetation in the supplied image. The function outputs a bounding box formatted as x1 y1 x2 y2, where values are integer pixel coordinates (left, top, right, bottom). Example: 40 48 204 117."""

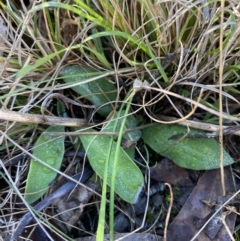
24 125 65 204
142 123 234 170
1 0 240 240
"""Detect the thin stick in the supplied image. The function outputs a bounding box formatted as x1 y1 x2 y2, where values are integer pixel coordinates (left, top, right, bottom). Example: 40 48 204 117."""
0 109 90 127
163 183 173 241
190 189 240 241
157 115 240 136
219 0 225 196
221 211 235 241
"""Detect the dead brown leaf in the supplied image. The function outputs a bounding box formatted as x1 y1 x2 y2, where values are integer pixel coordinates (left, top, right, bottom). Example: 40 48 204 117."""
149 158 195 186
167 167 236 241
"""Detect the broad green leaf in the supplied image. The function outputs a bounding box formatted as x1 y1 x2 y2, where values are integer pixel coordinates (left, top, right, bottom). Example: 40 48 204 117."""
103 111 141 158
25 126 65 204
142 124 234 170
59 65 118 117
79 129 144 204
103 111 141 141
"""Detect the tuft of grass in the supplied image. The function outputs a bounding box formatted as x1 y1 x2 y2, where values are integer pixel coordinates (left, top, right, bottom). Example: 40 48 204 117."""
1 0 240 240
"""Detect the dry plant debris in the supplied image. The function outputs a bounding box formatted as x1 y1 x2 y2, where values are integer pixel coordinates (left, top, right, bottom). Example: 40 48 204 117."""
1 0 240 241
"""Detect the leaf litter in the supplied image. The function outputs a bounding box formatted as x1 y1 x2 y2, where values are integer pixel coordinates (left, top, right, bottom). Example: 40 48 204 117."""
167 167 237 241
1 0 240 240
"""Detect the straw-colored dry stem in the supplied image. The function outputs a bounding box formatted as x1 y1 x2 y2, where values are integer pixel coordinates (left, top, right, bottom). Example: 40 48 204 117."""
0 109 90 127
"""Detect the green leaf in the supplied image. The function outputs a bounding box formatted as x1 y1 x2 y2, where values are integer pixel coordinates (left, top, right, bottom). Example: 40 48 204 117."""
25 126 65 204
103 111 141 158
79 129 144 204
103 111 141 141
59 65 118 117
142 124 234 170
